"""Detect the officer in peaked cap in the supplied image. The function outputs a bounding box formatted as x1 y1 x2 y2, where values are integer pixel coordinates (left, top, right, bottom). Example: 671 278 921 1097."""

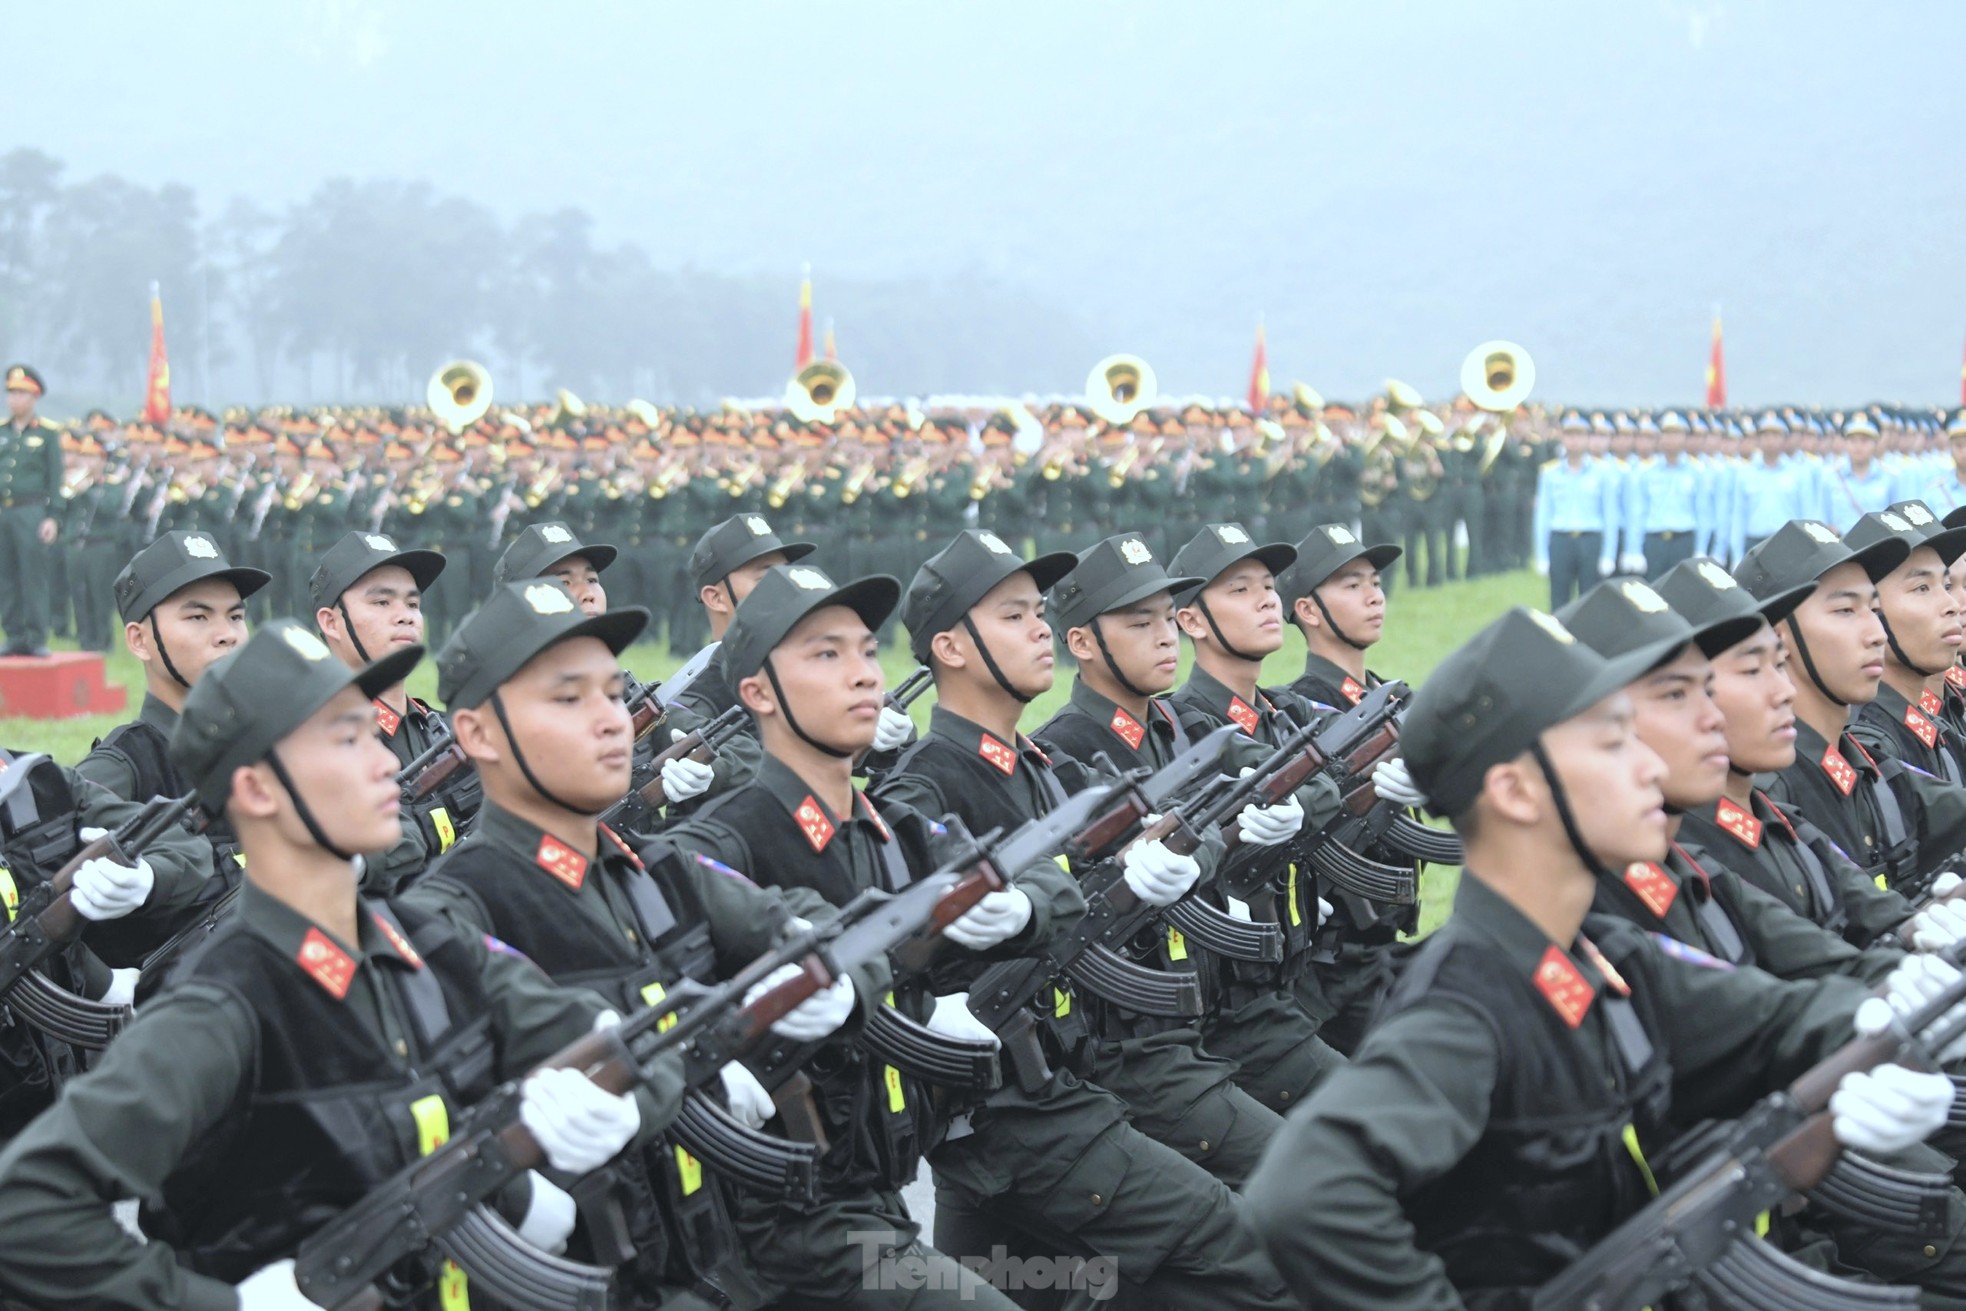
1 363 65 654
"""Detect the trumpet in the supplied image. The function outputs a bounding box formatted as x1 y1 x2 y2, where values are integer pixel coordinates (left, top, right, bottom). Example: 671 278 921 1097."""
969 459 1005 501
890 456 932 499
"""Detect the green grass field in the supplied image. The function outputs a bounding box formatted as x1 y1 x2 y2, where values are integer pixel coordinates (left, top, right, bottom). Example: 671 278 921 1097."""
4 569 1546 932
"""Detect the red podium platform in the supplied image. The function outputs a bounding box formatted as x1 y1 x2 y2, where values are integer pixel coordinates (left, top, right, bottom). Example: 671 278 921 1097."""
0 652 127 719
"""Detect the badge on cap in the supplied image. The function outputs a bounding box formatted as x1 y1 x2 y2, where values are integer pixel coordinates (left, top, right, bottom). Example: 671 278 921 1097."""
364 534 396 551
1325 525 1357 544
787 566 831 591
1903 504 1937 526
744 515 771 536
541 524 572 543
282 628 332 662
977 531 1013 556
1695 560 1737 590
1118 539 1153 566
183 535 218 560
1619 581 1668 613
1800 521 1840 545
1527 610 1576 644
524 582 575 615
1215 525 1250 545
1880 512 1912 533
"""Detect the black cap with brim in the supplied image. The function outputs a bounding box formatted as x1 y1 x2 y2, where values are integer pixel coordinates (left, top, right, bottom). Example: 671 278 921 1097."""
903 530 1077 664
1278 523 1402 608
1049 534 1204 632
170 619 424 814
1404 607 1662 817
723 563 901 684
114 530 272 623
1558 576 1763 668
438 578 650 709
1167 524 1296 606
1884 501 1966 568
491 521 620 587
1655 556 1813 635
309 531 447 611
1735 519 1909 601
687 513 817 593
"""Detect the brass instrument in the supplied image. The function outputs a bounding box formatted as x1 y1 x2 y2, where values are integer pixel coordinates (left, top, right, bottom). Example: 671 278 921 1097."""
767 460 807 509
427 360 493 434
969 458 1005 501
1085 354 1158 427
839 459 878 505
1363 413 1413 459
1106 440 1143 488
786 361 856 424
523 465 562 509
59 465 93 500
1479 424 1510 476
1291 383 1325 417
550 388 588 425
648 456 685 500
1459 340 1536 413
724 456 763 498
890 456 932 499
1383 378 1424 413
282 470 317 512
626 398 662 428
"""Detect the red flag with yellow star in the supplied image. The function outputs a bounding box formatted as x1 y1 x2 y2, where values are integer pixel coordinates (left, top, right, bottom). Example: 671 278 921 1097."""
1704 312 1726 408
142 283 171 426
1246 322 1269 413
795 268 814 370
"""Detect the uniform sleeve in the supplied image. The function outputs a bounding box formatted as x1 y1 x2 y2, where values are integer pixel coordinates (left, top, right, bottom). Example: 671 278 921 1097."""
399 871 494 938
1717 868 1885 984
75 775 211 916
1244 1000 1496 1310
1905 769 1966 885
71 745 140 803
917 809 1086 960
0 985 256 1311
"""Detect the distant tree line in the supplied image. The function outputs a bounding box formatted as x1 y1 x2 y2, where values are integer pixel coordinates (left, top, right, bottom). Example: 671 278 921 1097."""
0 147 1095 412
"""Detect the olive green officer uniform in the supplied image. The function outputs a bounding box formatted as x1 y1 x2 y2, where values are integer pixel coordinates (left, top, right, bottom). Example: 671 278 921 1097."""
0 364 64 653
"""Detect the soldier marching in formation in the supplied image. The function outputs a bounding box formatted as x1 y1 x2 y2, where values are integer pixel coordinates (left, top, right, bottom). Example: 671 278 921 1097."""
9 346 1966 1309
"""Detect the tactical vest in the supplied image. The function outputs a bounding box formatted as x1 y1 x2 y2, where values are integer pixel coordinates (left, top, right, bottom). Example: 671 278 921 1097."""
141 902 496 1291
420 828 726 1296
0 752 91 1135
1593 849 1754 968
1385 924 1673 1305
685 784 929 1193
92 719 244 870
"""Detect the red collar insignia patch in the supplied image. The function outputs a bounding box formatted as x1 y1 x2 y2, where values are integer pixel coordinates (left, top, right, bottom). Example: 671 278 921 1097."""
1339 676 1366 706
600 823 644 868
1948 667 1966 692
978 733 1018 776
1226 696 1260 736
372 698 401 737
370 912 423 969
1622 861 1679 918
1905 705 1940 748
534 833 589 890
297 927 356 1000
1108 707 1145 751
795 795 836 852
1820 745 1858 796
1533 944 1595 1028
1714 798 1762 849
858 794 892 842
1921 689 1945 717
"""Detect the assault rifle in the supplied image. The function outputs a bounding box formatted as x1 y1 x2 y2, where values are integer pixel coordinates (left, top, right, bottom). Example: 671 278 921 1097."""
1529 983 1966 1309
400 681 667 811
0 758 195 1051
292 796 1123 1311
596 703 748 835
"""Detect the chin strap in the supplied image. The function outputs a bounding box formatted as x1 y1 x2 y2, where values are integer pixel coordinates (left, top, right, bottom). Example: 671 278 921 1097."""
1193 594 1268 665
148 613 193 690
489 690 591 812
762 656 854 759
961 614 1035 704
265 748 358 863
1782 616 1847 708
1528 739 1616 882
1878 610 1946 678
336 600 376 665
1308 586 1370 652
1086 615 1159 701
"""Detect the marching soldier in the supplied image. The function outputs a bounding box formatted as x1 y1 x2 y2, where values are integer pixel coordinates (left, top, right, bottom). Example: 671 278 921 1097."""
0 364 64 656
1532 412 1619 609
1846 504 1966 784
58 432 118 651
1623 411 1704 579
0 620 662 1309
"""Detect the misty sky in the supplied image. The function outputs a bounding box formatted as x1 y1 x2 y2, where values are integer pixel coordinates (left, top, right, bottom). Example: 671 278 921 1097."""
10 0 1965 406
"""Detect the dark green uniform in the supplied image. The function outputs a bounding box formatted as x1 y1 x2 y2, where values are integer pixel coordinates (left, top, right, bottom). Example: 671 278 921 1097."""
58 474 119 651
0 411 63 652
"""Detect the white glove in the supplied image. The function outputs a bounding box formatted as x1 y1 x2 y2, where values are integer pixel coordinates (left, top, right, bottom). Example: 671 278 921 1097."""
1317 896 1334 926
1909 900 1966 952
718 1061 775 1130
1372 758 1429 808
659 730 716 804
100 968 139 1009
235 1259 313 1309
1596 558 1614 578
516 1171 577 1254
873 704 915 753
69 852 155 921
1620 552 1648 575
1830 1064 1954 1153
1236 792 1304 846
942 886 1034 950
1121 839 1202 907
926 991 1001 1050
746 962 857 1042
1533 559 1550 577
1858 954 1966 1063
1933 871 1964 899
517 1066 641 1175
